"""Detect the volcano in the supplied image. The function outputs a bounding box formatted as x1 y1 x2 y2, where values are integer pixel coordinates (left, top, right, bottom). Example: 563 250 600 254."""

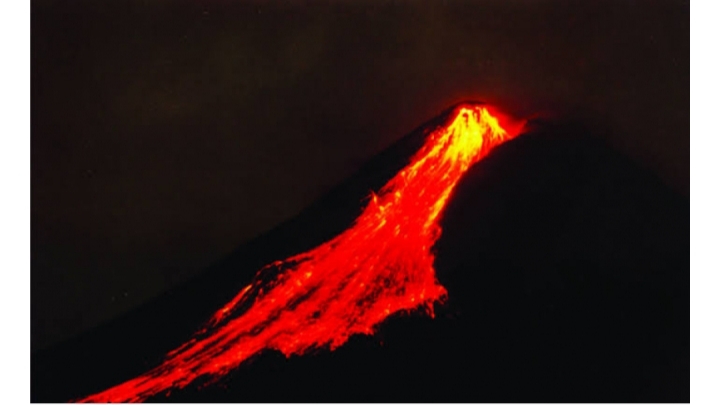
31 102 688 402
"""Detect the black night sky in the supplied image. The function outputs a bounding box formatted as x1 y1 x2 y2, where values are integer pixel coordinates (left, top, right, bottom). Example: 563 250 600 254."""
32 0 688 365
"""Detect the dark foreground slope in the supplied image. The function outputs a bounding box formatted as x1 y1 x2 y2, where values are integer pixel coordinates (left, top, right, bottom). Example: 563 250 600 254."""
31 108 688 402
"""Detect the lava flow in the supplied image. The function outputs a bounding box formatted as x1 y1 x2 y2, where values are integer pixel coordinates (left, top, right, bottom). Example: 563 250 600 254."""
77 103 523 403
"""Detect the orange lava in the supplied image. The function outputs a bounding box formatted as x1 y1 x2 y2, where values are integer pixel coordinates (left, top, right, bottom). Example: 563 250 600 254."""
77 103 522 403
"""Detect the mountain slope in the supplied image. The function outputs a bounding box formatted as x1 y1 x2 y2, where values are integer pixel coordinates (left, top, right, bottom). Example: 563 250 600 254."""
31 107 688 402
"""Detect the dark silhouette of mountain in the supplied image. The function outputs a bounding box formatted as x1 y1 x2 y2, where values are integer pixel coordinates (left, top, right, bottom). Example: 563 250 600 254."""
31 104 688 402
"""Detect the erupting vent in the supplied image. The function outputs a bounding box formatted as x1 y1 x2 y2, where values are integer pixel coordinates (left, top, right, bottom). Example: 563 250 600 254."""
77 103 523 403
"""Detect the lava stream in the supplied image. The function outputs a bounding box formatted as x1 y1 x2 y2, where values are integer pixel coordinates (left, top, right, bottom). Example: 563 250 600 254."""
77 103 522 403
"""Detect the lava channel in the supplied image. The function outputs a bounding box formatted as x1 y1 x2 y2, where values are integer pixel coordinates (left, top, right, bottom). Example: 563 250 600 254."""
77 103 523 403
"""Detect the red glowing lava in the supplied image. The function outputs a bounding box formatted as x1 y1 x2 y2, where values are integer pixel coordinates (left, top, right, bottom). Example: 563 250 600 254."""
77 103 523 403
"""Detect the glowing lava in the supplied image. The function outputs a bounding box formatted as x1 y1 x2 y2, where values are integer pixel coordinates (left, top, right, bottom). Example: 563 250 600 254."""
77 103 523 403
